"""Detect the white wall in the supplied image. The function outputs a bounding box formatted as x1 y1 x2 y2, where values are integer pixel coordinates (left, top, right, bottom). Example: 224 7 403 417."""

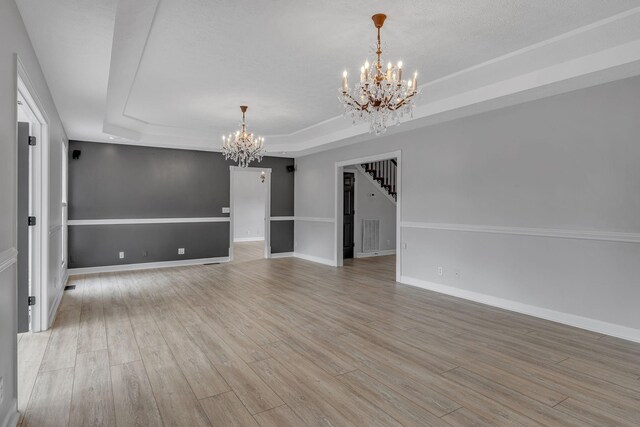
0 1 67 425
294 75 640 341
344 166 396 256
232 169 266 241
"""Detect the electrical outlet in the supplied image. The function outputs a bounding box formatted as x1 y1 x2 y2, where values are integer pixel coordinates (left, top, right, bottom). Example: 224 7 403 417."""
143 251 148 257
222 207 230 213
178 248 185 255
119 251 125 259
437 266 443 276
455 269 461 279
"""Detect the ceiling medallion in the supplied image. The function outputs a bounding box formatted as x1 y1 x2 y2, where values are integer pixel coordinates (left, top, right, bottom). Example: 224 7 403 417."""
339 13 420 135
221 105 265 168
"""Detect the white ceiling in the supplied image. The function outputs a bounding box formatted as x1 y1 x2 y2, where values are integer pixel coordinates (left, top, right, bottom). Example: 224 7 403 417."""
16 0 640 154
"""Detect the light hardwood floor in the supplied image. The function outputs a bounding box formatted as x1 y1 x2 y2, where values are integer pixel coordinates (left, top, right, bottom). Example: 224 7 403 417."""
17 255 640 426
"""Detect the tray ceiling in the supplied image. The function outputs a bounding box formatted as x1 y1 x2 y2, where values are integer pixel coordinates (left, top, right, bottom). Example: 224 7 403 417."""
16 0 640 154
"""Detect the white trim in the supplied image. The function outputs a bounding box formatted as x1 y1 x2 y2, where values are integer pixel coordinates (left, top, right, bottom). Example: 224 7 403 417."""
68 217 230 226
400 222 640 244
399 275 640 344
234 237 265 242
293 252 337 267
355 249 396 259
68 256 230 276
47 283 64 329
17 57 49 333
49 224 62 235
270 216 295 221
334 150 402 281
0 247 18 272
1 399 18 427
295 217 335 223
269 252 293 259
355 165 397 206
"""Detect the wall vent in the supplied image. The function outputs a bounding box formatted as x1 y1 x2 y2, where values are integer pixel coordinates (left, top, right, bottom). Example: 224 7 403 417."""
362 219 380 252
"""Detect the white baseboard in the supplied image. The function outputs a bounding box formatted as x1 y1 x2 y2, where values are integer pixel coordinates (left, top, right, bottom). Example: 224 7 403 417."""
270 252 293 259
399 275 640 344
233 237 265 242
293 252 337 267
1 399 18 427
355 249 396 258
47 286 64 330
68 257 230 276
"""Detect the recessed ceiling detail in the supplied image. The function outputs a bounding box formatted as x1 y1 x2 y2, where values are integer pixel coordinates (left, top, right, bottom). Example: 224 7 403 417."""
16 0 640 155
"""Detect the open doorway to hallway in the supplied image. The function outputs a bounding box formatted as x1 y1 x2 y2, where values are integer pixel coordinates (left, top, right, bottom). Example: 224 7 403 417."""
337 153 400 280
229 166 271 263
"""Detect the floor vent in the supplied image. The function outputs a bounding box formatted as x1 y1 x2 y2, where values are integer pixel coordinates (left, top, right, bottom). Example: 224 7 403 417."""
362 219 380 252
64 285 76 291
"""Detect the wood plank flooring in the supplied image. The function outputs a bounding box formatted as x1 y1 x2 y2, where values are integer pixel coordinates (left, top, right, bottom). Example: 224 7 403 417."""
18 255 640 426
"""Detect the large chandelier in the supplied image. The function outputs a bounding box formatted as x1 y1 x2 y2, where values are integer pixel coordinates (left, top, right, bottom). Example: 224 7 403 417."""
339 14 420 135
221 105 265 168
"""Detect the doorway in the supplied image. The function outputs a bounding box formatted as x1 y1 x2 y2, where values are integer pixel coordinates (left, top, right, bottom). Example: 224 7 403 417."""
229 166 271 263
343 172 355 259
16 72 47 333
335 151 402 281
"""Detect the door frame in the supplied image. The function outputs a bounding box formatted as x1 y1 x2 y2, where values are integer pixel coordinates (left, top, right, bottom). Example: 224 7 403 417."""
17 57 49 332
342 171 355 259
229 166 272 261
334 150 402 281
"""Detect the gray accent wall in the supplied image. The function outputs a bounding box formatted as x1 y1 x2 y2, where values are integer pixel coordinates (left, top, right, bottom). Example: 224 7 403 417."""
69 142 232 219
294 75 640 337
69 223 230 267
68 141 294 268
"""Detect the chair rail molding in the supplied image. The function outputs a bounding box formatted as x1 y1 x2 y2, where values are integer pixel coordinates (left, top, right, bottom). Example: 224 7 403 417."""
269 216 295 221
68 217 231 226
295 217 335 223
400 222 640 244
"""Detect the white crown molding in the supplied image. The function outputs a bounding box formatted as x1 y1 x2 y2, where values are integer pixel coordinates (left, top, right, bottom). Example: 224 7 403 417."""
0 247 18 273
399 275 640 344
68 256 229 275
68 217 230 226
100 7 640 156
400 222 640 244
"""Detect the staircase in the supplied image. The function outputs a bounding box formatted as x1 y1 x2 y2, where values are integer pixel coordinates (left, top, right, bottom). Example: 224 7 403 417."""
360 159 397 202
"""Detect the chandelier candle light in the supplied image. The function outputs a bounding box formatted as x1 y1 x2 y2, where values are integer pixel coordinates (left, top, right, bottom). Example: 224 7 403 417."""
221 105 265 168
339 13 420 134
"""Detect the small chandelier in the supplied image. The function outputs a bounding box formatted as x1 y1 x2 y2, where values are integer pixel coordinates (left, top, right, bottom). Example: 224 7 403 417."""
339 14 420 135
221 105 265 168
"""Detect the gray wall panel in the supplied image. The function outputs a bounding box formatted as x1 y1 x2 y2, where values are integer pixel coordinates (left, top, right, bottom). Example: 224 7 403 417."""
68 223 230 268
270 221 294 253
68 142 232 219
68 141 294 267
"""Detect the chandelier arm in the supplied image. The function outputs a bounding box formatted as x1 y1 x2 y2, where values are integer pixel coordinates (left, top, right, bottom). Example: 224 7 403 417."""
342 93 367 111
